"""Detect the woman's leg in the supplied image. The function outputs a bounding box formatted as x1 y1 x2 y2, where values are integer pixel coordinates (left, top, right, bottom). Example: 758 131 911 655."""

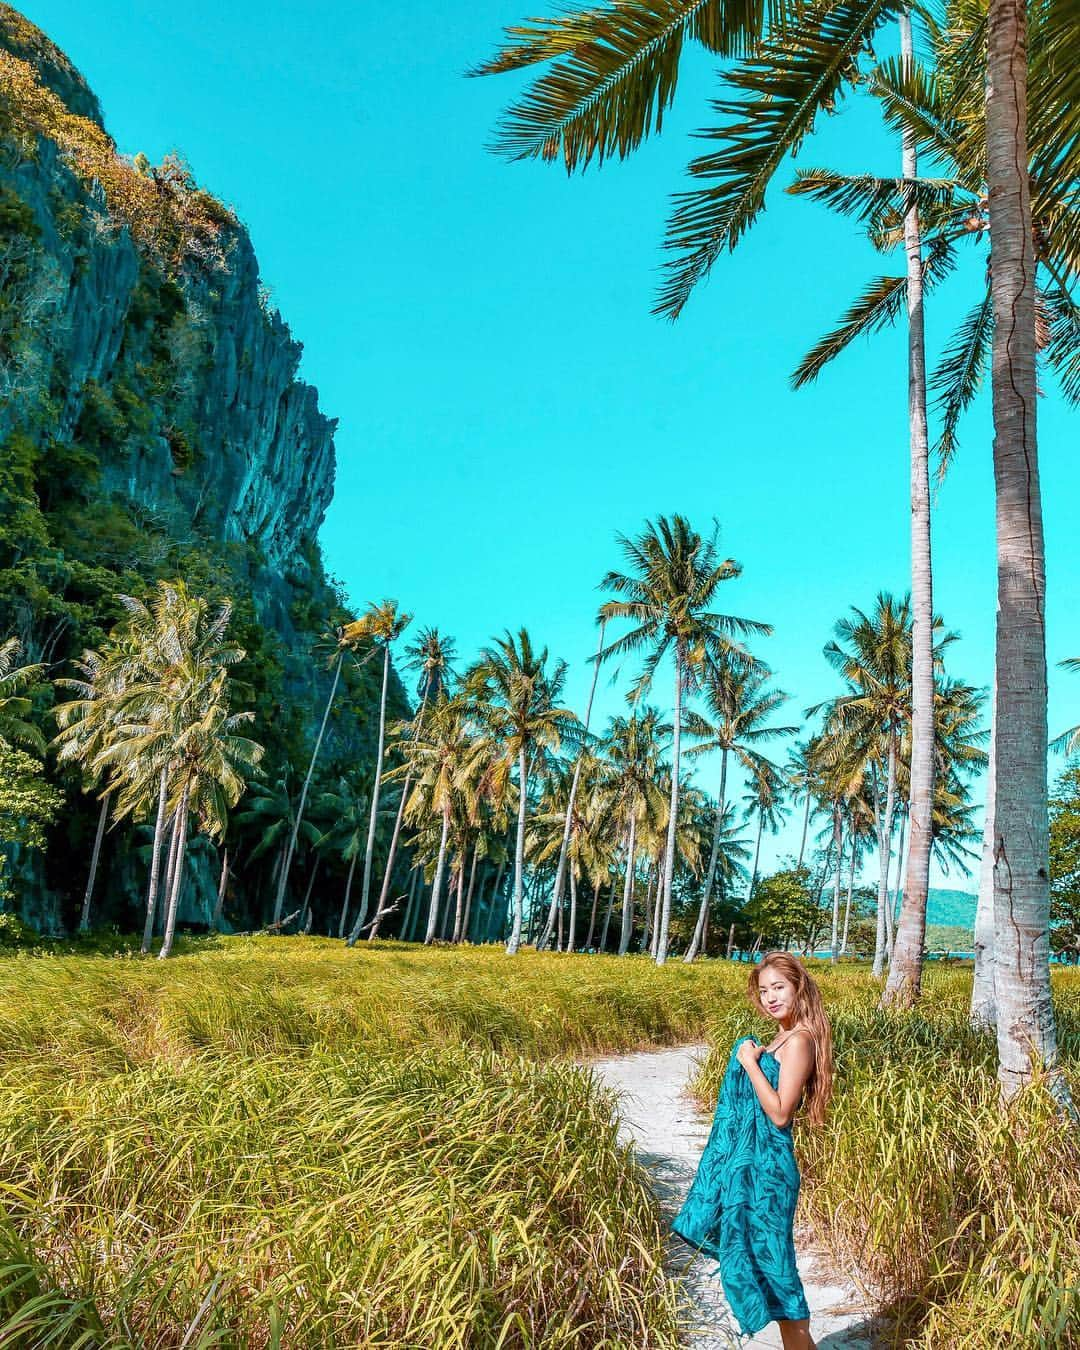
778 1318 815 1350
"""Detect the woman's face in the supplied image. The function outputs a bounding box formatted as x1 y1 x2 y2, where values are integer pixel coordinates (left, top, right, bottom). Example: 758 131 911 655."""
757 966 798 1022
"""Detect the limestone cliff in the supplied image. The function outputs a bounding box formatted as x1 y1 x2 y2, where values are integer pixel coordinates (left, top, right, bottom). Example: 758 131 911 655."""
0 6 408 933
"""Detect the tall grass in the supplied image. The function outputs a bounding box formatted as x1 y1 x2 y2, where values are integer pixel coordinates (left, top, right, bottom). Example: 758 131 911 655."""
3 942 1077 1345
692 964 1080 1349
0 939 747 1347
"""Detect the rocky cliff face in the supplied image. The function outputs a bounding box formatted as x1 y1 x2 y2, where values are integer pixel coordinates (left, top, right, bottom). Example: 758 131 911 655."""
0 7 407 933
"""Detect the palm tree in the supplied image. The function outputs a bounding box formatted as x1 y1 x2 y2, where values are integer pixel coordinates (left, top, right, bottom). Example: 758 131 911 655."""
986 0 1076 1104
815 594 917 977
337 600 412 944
391 694 476 945
53 647 131 931
95 585 262 957
601 707 670 955
234 770 318 913
682 661 795 961
276 621 374 925
465 629 575 955
315 778 373 938
368 626 457 941
0 637 44 752
599 515 768 964
537 618 606 951
740 761 788 902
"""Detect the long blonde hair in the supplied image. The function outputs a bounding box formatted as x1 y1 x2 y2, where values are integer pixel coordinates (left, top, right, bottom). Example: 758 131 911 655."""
747 951 833 1127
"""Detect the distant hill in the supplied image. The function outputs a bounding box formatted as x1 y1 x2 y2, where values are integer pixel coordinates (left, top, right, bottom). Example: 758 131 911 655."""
926 888 978 930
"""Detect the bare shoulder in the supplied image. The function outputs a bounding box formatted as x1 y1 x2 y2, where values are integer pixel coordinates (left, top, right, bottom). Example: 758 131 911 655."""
779 1027 816 1064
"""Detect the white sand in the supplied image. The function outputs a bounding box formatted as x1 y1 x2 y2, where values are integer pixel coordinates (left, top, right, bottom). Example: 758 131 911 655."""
590 1045 881 1349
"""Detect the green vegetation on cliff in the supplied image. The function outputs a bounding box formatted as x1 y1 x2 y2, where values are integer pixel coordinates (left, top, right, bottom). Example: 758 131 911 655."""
0 7 409 935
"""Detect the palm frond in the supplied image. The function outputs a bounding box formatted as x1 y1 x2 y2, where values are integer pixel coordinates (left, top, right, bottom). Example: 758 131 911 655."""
787 167 963 228
474 0 795 170
655 0 897 318
930 285 993 474
869 54 980 190
791 237 955 387
1041 284 1080 406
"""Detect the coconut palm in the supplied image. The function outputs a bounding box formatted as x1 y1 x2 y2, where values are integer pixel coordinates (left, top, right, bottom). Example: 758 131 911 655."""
0 637 44 752
477 0 906 323
391 693 478 945
813 594 917 977
465 628 575 956
537 618 607 951
315 778 374 938
600 707 671 955
98 593 262 958
682 661 795 961
740 761 788 902
337 600 412 944
368 627 458 941
599 515 769 964
276 620 375 926
52 647 132 931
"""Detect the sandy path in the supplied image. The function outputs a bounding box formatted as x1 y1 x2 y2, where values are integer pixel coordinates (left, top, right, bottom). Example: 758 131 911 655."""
590 1045 880 1349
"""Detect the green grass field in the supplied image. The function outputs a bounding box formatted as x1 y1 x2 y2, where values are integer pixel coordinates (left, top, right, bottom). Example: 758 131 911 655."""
0 941 1076 1347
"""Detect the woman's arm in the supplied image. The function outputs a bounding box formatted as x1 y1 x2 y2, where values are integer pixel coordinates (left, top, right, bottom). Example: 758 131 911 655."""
735 1034 814 1128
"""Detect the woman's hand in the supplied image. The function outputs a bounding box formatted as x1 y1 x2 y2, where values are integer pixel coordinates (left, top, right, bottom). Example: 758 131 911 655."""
736 1039 763 1071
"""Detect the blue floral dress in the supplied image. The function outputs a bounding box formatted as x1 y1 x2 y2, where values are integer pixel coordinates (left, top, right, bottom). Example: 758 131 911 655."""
671 1035 810 1337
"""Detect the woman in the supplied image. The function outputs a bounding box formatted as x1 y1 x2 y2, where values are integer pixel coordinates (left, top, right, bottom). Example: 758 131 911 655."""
671 952 834 1349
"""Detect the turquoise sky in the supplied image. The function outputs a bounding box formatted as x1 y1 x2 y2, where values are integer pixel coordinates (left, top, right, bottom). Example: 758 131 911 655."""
26 1 1080 886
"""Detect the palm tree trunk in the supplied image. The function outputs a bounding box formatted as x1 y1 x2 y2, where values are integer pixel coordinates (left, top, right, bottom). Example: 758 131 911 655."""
885 810 901 961
586 875 602 950
506 745 529 955
971 700 997 1029
841 836 857 957
884 8 936 1009
797 790 812 870
600 868 618 952
213 848 229 931
726 922 736 960
160 809 184 938
338 851 359 938
409 875 428 942
749 810 764 901
374 692 429 932
567 867 578 953
650 869 664 957
440 860 458 941
885 804 901 955
873 731 899 978
79 792 110 932
656 649 683 966
300 857 320 932
358 643 391 934
461 843 479 943
985 0 1069 1106
830 805 843 964
141 768 169 954
277 651 342 923
618 813 637 957
485 859 507 942
158 779 191 960
451 857 466 943
539 621 606 950
426 807 451 945
401 866 420 942
685 748 730 963
641 865 656 955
